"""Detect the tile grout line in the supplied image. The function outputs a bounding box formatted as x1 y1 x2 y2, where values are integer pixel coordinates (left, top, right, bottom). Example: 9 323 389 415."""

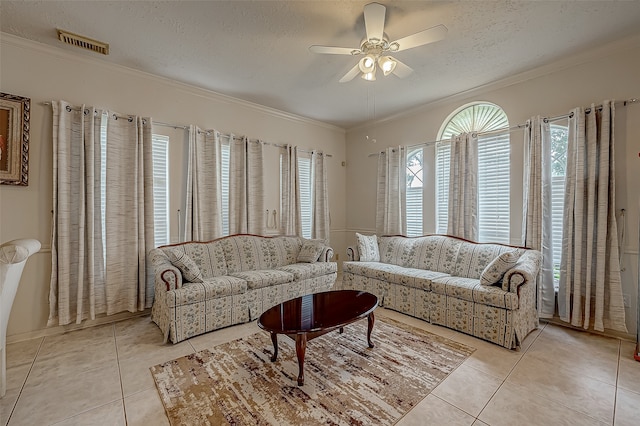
5 336 45 426
113 323 129 425
471 322 547 424
496 322 615 425
611 339 622 426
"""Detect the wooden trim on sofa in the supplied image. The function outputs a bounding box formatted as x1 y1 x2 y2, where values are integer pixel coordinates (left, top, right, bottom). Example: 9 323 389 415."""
158 233 310 249
161 269 179 292
379 233 531 250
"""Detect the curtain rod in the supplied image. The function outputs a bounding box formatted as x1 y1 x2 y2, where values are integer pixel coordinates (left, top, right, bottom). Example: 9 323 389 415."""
367 98 637 157
195 131 332 157
43 102 332 157
271 143 333 157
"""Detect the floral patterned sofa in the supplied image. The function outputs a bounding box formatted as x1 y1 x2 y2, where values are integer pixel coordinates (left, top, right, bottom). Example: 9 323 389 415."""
341 234 541 349
150 234 337 343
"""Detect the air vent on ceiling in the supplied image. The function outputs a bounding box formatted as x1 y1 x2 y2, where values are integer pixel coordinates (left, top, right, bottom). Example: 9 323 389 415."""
57 29 109 55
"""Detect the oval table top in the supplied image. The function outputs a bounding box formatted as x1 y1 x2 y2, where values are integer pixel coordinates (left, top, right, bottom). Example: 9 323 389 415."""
258 290 378 334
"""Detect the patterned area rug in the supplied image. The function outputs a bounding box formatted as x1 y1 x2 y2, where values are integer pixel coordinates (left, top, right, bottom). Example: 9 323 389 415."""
151 317 474 425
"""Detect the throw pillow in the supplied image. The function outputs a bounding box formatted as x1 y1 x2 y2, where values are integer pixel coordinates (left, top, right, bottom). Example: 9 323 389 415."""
480 250 521 286
297 239 325 263
356 233 379 262
166 249 204 283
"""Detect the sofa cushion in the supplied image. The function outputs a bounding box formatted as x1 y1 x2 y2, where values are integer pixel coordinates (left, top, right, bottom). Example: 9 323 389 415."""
343 261 405 281
166 276 248 308
480 250 521 286
343 261 448 290
166 248 204 283
183 241 228 278
431 276 518 310
378 235 462 273
356 233 380 262
386 268 450 291
297 239 326 263
453 242 524 279
277 262 337 281
222 235 301 273
229 269 294 289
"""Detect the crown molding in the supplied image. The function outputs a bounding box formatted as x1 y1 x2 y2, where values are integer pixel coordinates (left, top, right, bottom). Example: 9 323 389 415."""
348 32 640 131
0 32 345 134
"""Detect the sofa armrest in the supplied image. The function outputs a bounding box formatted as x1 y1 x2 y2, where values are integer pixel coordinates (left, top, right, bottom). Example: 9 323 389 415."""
347 246 359 261
319 246 334 262
149 247 183 291
502 249 542 293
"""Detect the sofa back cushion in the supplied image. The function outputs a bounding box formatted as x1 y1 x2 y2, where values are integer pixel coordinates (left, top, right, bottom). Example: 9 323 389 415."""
162 240 228 279
378 235 462 273
453 242 525 279
222 235 301 273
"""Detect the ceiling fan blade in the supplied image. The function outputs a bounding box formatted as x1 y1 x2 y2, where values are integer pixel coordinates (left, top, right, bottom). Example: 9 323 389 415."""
309 45 361 55
391 59 413 79
364 2 386 42
339 64 361 83
391 24 448 52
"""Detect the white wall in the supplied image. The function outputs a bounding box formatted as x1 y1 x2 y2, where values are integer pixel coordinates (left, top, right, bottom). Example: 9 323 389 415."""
0 34 347 339
345 35 640 336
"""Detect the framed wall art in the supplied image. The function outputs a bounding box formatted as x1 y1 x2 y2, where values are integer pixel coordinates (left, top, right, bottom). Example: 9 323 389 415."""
0 92 30 186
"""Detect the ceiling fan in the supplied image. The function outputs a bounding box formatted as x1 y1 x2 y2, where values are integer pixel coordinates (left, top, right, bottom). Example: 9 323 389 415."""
309 2 447 83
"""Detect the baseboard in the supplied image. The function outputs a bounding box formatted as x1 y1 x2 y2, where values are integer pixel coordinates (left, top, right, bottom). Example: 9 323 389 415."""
6 309 151 344
540 317 635 342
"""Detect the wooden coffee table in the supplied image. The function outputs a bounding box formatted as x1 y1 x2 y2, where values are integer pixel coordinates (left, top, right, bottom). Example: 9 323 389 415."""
258 290 378 386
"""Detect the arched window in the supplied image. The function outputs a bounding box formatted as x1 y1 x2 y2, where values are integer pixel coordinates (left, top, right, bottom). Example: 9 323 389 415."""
436 102 511 243
406 148 423 236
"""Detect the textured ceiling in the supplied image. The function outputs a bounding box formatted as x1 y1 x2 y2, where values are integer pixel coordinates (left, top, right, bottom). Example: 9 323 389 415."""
2 1 640 128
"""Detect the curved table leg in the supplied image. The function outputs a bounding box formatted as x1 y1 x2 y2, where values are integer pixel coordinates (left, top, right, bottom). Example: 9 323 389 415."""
295 334 307 386
270 332 278 362
367 312 375 348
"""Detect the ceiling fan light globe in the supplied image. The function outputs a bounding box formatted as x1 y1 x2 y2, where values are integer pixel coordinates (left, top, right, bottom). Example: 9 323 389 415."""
361 71 376 81
358 55 376 73
379 56 397 76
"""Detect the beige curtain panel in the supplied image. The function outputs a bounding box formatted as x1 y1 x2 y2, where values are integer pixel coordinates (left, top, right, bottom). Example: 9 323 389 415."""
312 151 330 242
281 145 302 236
229 137 264 235
522 116 555 319
185 126 223 241
376 146 407 235
447 133 478 241
49 101 155 326
558 100 627 333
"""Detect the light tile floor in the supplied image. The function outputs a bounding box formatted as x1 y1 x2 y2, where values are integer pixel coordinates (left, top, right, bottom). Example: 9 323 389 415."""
2 308 639 425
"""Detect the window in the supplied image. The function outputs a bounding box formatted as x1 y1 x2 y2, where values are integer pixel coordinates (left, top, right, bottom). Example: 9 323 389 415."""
406 148 423 236
221 141 230 235
279 152 314 239
298 155 313 239
100 117 171 247
550 124 568 287
436 103 510 243
152 134 170 246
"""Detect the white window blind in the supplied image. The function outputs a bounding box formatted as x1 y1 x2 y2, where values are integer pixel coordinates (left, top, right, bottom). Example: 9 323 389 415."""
221 142 230 236
406 148 423 236
100 115 107 255
435 142 450 234
477 133 510 243
152 134 170 247
550 124 568 287
436 102 510 242
298 156 312 239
